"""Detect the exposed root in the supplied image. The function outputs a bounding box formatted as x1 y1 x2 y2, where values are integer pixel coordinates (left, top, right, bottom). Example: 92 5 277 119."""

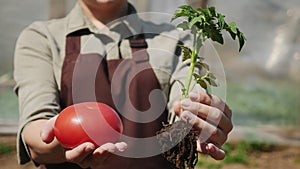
157 120 200 169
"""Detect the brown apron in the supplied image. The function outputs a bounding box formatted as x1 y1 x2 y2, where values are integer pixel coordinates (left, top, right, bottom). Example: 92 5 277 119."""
44 29 173 169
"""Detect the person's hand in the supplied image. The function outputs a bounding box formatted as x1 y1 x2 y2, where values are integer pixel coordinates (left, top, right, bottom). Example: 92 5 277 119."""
40 116 128 168
63 142 127 169
174 86 233 160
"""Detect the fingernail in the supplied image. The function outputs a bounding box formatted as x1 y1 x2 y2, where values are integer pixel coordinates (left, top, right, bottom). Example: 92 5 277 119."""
40 131 46 141
181 99 191 107
116 142 128 152
207 144 215 154
86 144 95 151
189 92 199 100
181 111 193 122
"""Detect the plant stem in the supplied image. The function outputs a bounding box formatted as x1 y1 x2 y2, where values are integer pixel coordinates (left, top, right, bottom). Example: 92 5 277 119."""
184 32 202 98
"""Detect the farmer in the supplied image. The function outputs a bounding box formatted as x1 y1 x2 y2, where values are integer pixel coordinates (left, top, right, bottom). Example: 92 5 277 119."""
14 0 233 168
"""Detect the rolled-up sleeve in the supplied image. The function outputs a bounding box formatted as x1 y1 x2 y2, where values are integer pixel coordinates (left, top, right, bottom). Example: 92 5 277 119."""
13 22 61 164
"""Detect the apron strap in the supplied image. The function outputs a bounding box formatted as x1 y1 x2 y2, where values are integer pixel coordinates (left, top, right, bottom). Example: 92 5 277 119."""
128 34 148 50
128 34 149 63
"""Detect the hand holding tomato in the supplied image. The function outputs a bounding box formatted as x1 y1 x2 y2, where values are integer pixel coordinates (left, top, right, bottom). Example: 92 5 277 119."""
40 102 127 168
41 118 127 168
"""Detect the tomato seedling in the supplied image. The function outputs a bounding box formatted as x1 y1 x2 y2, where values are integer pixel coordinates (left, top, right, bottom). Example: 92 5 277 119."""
158 5 246 169
173 5 246 96
54 102 123 149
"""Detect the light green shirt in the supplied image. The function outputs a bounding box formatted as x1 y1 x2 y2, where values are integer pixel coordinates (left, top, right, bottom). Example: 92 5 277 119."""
14 2 192 164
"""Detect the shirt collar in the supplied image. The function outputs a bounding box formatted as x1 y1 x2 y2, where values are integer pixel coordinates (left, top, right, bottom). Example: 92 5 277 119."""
65 2 143 39
65 3 88 35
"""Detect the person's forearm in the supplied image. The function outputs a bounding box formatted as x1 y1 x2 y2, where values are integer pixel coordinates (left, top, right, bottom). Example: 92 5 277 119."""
23 119 66 164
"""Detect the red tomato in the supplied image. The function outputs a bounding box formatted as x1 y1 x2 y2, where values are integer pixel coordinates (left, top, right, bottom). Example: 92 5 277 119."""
54 102 123 149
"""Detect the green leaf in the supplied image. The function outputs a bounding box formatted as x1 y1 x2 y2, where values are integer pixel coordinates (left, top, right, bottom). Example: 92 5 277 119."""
208 7 217 17
237 29 246 51
208 72 217 80
228 22 237 34
193 73 201 79
172 10 186 21
177 21 190 30
198 8 210 18
201 72 218 87
209 29 224 44
217 14 225 29
178 44 192 61
205 77 218 87
172 5 200 24
199 79 208 89
191 25 199 35
178 5 193 11
189 16 204 28
228 30 237 40
172 6 192 21
193 73 208 89
195 62 209 70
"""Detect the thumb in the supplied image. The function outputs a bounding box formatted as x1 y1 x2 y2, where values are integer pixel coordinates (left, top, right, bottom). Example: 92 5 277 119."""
40 115 58 143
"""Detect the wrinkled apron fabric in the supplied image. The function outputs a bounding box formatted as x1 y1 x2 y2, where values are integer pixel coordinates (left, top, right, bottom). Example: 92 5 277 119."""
43 29 172 169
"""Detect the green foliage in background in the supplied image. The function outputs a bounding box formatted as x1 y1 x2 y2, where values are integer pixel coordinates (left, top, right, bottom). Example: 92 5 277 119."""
197 141 276 169
0 89 19 120
0 144 14 154
227 80 299 126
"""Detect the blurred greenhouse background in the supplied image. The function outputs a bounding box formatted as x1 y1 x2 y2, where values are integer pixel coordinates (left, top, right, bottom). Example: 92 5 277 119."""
0 0 299 137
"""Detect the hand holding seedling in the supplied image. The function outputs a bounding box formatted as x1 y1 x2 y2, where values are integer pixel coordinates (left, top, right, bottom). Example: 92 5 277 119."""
173 85 233 160
157 5 245 169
